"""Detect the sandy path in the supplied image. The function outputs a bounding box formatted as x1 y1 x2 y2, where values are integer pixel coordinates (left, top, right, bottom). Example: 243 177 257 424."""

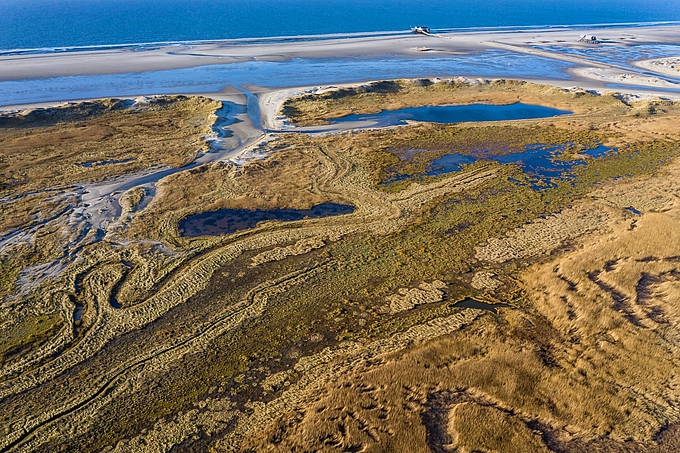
571 67 680 89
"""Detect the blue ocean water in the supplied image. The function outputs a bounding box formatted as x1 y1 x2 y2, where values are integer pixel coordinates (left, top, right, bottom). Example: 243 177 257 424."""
1 0 679 51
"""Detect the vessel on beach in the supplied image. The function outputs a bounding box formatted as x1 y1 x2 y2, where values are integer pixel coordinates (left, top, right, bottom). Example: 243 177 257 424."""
411 26 431 35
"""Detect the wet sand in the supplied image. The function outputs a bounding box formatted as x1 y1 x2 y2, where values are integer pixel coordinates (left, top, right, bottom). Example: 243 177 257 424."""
635 56 680 77
2 24 680 113
1 25 678 81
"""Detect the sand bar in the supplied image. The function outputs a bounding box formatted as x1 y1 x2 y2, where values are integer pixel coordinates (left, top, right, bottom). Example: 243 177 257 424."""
1 25 680 110
1 25 679 82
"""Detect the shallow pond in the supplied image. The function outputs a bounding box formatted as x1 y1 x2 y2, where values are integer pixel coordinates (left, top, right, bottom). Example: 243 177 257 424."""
384 143 618 189
178 202 355 237
329 103 572 127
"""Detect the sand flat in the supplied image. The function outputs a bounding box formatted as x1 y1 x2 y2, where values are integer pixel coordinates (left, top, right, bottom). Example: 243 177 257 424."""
1 25 678 81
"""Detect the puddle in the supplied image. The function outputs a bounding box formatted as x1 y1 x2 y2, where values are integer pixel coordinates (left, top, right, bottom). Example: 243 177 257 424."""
109 297 122 309
426 153 478 175
178 202 355 237
384 142 618 189
329 103 571 127
450 298 509 313
580 144 616 157
73 302 85 322
625 206 642 215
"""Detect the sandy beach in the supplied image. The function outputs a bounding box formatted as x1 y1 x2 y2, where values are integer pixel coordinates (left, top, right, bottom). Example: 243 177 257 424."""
635 56 680 77
1 24 680 111
0 25 677 79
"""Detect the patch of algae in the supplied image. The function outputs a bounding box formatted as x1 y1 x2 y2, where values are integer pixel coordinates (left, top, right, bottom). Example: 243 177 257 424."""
4 81 680 453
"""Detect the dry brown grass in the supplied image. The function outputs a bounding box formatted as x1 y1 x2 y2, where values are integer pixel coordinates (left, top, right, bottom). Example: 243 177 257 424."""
243 157 680 453
125 138 355 243
282 79 626 126
0 191 74 233
0 313 62 366
5 83 680 453
0 95 220 198
450 403 551 453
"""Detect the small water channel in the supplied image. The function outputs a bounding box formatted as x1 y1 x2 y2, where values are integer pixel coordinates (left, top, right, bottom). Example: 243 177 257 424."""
450 298 509 313
535 44 680 72
178 202 355 237
329 103 571 127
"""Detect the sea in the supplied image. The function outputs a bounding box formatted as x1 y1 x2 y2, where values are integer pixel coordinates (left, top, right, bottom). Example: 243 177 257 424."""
1 0 679 52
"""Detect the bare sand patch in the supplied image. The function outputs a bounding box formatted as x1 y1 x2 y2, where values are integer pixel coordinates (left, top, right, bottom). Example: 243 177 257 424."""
475 204 611 263
636 56 680 77
384 280 447 314
572 67 680 89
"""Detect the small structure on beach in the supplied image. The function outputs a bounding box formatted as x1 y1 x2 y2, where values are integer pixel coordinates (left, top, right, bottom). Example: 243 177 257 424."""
578 34 598 43
411 26 431 35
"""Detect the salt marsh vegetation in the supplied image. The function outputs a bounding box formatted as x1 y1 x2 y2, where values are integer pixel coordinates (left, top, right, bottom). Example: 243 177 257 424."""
2 80 680 452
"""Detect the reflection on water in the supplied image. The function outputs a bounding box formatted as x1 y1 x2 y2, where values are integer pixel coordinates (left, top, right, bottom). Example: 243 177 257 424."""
384 143 619 189
580 144 617 157
178 202 355 237
426 153 478 175
330 103 571 127
73 303 84 322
